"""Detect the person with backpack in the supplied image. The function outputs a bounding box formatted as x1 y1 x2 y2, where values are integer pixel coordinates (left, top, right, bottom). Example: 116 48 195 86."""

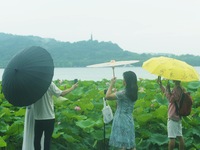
157 76 185 150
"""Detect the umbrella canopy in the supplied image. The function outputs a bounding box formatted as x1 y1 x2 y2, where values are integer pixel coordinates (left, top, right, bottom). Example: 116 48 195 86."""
87 60 139 77
2 46 54 106
87 60 139 68
142 56 199 82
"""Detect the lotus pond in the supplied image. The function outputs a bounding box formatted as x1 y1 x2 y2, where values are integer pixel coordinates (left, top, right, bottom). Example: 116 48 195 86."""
0 79 200 150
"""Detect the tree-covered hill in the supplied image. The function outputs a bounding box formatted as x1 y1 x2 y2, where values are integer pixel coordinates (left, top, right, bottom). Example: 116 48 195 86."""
0 32 200 68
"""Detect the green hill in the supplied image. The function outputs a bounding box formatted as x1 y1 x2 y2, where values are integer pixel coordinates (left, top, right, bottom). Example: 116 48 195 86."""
0 32 199 68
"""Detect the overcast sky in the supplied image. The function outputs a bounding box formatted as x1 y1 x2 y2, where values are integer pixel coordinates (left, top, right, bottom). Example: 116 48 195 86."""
0 0 200 56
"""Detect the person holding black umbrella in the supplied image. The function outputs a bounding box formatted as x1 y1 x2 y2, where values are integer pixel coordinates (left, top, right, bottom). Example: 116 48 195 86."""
33 81 78 150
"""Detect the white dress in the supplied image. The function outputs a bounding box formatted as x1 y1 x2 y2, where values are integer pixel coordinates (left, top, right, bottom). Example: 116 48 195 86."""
22 105 44 150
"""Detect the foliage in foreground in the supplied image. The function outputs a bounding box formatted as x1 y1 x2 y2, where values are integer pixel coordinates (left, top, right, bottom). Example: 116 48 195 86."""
0 79 200 150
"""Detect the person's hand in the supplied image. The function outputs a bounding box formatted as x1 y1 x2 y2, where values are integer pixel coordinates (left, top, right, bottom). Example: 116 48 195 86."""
112 88 117 92
110 77 116 85
72 82 78 90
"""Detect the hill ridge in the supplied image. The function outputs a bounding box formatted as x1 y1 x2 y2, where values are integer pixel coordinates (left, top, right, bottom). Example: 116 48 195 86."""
0 32 199 68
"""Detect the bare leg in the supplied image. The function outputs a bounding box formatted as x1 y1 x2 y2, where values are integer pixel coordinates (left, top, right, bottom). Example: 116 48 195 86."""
168 138 175 150
177 136 185 150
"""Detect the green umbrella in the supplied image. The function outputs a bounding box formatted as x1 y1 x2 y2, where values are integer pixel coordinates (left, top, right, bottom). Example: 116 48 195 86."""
2 46 54 106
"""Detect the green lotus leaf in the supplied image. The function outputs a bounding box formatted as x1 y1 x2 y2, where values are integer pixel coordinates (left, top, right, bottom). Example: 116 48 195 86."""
187 81 200 90
91 130 104 140
0 136 7 147
150 133 168 146
76 119 96 129
63 134 80 143
52 132 64 139
14 108 25 116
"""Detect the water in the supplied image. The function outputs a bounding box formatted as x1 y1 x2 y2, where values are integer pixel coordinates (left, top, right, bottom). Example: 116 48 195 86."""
52 67 157 81
1 67 200 81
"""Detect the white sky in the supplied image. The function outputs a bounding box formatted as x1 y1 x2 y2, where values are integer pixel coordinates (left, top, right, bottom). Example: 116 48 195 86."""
0 0 200 56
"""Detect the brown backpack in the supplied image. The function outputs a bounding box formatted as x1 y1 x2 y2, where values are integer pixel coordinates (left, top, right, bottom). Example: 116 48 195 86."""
175 91 193 116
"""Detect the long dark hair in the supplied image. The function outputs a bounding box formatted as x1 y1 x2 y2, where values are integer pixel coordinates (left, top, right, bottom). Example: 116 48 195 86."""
123 71 138 101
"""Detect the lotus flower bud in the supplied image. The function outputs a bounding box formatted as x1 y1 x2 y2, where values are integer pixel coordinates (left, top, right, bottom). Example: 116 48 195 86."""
74 106 81 111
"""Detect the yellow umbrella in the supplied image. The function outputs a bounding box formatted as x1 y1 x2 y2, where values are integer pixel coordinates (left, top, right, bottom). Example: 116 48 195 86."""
142 56 199 82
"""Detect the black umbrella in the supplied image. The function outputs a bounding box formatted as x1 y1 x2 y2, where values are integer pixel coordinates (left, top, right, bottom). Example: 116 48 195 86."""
2 46 54 106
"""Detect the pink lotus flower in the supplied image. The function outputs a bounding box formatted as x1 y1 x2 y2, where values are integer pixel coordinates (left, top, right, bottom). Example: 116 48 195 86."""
74 106 81 111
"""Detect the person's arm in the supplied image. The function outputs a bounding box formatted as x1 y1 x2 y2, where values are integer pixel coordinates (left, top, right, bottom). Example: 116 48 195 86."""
157 76 165 93
60 82 78 96
105 77 116 100
157 77 172 100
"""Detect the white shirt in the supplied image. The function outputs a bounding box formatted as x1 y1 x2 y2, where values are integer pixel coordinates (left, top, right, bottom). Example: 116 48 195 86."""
33 82 62 120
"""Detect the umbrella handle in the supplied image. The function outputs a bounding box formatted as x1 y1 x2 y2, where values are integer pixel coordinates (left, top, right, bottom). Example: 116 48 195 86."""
166 80 171 92
112 67 115 77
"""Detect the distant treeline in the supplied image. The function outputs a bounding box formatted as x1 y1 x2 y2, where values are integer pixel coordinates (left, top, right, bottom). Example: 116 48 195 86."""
0 32 200 68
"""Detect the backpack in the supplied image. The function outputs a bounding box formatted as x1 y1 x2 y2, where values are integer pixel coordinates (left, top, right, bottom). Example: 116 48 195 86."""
175 91 193 116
